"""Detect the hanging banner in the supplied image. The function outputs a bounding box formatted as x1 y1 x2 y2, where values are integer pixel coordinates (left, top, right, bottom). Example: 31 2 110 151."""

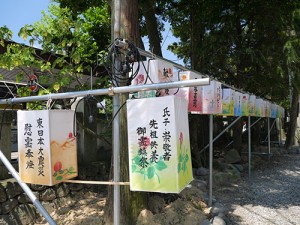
264 101 271 118
241 94 249 116
220 88 235 116
255 98 264 117
234 92 242 116
149 59 175 97
127 95 193 193
270 103 277 118
248 95 256 116
202 81 222 114
130 61 156 98
178 71 202 113
18 110 77 186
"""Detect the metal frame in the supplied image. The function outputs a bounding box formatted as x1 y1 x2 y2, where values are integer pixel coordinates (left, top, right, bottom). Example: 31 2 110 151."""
0 78 210 224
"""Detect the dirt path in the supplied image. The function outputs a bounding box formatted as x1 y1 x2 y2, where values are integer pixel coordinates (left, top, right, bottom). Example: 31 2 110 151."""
214 154 300 225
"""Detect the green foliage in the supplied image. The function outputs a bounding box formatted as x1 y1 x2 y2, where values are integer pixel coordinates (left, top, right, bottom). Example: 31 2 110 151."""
162 0 299 104
0 3 111 109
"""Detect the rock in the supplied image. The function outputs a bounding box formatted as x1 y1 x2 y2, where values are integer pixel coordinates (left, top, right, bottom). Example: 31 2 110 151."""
17 193 31 204
30 184 47 191
232 164 244 172
210 203 228 216
41 201 56 214
136 209 161 225
191 179 207 192
201 219 212 225
40 188 56 201
224 149 241 164
156 199 207 225
1 198 18 214
0 184 7 202
0 215 11 225
180 185 203 205
196 167 209 176
148 195 165 214
10 204 37 225
210 216 226 225
5 182 23 199
68 183 84 191
56 183 70 198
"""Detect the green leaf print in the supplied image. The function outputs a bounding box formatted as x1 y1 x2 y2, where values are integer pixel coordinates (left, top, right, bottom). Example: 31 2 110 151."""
147 166 155 179
155 161 168 171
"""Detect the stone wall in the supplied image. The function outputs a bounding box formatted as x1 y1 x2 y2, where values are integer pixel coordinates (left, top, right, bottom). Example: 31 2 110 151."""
0 160 108 225
0 178 88 225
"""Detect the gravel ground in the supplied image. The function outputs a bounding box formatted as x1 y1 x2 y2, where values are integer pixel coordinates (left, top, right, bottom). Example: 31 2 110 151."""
214 154 300 225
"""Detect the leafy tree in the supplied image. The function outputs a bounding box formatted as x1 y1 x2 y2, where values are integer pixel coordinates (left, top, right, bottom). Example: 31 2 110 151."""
0 3 110 108
163 0 299 153
284 8 300 149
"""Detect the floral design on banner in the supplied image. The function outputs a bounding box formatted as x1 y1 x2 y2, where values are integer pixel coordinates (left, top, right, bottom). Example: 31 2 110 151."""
131 134 168 183
178 132 189 173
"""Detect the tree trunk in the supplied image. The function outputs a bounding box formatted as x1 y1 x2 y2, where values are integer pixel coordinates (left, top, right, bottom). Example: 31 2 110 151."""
104 1 148 224
140 0 162 56
285 86 299 149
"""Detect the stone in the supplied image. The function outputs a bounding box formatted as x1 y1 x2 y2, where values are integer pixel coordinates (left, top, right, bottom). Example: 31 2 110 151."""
17 192 38 204
224 149 241 164
0 215 11 225
10 204 37 225
39 188 56 201
56 183 70 198
148 195 165 214
136 209 161 225
5 182 23 199
0 184 7 202
196 167 209 176
191 179 207 192
68 183 84 191
30 184 47 191
210 216 226 225
180 185 203 204
210 203 228 216
232 164 244 172
41 201 56 215
201 219 212 225
1 198 18 214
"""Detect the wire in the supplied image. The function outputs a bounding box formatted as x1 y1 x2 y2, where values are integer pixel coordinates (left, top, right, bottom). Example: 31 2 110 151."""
102 38 141 87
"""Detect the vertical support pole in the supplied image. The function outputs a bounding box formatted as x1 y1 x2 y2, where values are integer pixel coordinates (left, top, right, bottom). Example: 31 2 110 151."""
113 0 121 224
268 118 271 162
248 116 251 178
209 114 213 206
113 94 120 225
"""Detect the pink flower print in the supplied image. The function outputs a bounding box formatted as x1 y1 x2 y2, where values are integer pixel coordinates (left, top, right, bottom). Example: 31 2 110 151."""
179 132 183 147
134 74 145 85
138 136 151 149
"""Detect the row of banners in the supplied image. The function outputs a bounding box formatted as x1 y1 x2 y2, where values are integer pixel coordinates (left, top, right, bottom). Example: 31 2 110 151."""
130 59 285 118
17 58 284 194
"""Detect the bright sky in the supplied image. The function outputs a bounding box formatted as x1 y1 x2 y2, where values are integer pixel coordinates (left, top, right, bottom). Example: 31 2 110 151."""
0 0 50 44
0 0 183 65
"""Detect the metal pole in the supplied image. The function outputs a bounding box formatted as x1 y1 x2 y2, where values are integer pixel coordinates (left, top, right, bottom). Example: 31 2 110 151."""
200 116 242 153
0 150 56 225
209 114 213 206
268 118 271 162
113 0 121 223
0 79 210 105
248 116 251 178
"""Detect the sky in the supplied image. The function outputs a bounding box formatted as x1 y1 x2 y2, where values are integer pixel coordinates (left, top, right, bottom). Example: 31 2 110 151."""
0 0 183 65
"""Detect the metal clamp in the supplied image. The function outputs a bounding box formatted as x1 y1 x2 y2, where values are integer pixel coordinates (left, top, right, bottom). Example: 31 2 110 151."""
108 86 114 96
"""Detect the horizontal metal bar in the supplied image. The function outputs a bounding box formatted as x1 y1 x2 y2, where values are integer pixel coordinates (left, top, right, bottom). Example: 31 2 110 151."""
0 78 210 104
